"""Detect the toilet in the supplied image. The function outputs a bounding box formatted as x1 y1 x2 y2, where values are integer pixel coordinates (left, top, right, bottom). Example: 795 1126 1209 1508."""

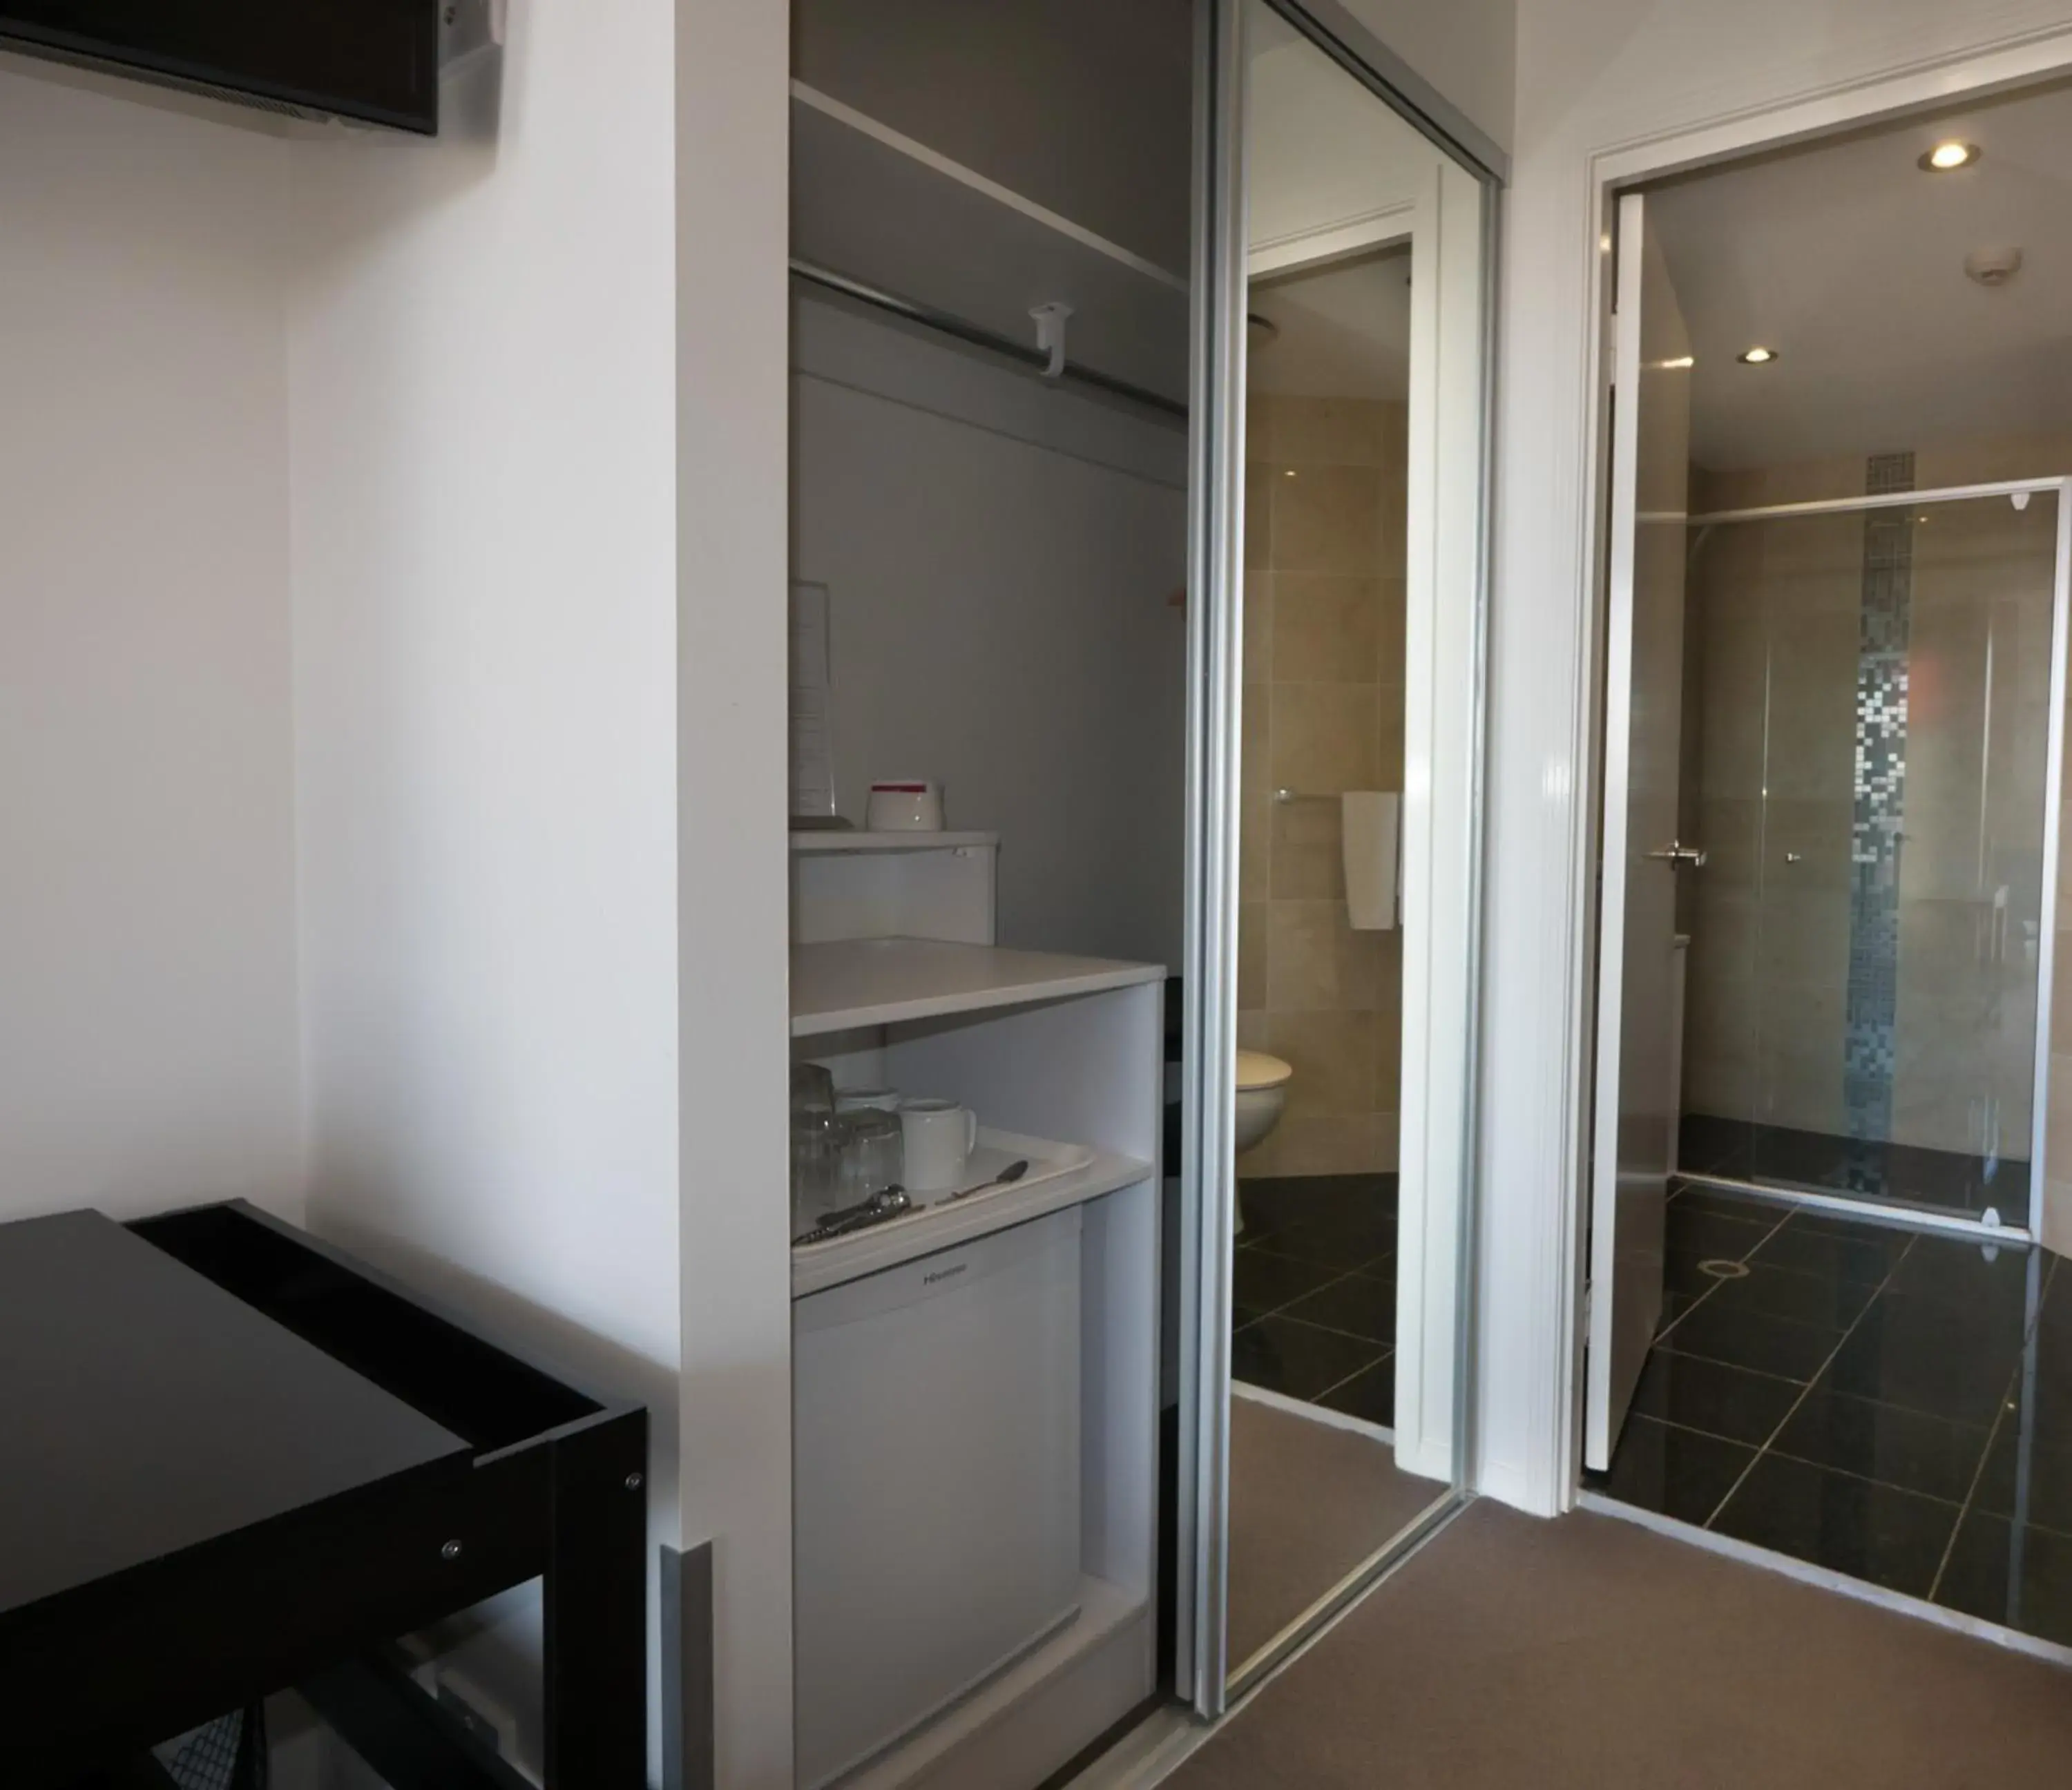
1234 1050 1294 1154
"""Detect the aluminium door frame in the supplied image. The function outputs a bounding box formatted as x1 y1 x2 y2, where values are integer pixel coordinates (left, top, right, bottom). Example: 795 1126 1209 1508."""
1600 475 2072 1254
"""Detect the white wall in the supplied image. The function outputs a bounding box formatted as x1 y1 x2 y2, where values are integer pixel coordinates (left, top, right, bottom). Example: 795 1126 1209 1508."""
676 0 796 1782
1481 0 2072 1516
1341 0 1515 155
792 294 1189 970
0 64 301 1228
285 3 683 1771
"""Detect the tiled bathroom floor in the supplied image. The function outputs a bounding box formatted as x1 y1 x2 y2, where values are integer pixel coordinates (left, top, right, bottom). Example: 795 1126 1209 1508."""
1230 1174 1397 1427
1584 1183 2072 1649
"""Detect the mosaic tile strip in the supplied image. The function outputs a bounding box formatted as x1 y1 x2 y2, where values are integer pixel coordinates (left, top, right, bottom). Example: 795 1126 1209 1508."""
1843 452 1915 1166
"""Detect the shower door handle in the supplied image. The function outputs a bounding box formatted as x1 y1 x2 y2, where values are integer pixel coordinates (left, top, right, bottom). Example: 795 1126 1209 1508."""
1646 840 1707 868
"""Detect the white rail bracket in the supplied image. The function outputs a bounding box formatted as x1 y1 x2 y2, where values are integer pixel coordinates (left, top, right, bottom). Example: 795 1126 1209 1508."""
1030 302 1073 380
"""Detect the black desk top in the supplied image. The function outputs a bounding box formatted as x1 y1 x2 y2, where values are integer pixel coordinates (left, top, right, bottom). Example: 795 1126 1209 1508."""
0 1209 468 1619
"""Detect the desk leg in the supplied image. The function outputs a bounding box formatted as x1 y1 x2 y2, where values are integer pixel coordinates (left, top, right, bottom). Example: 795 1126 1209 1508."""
544 1408 649 1784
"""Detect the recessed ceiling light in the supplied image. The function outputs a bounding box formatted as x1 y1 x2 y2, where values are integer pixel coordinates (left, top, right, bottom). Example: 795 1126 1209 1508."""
1919 140 1980 171
1660 355 1695 370
1737 346 1778 365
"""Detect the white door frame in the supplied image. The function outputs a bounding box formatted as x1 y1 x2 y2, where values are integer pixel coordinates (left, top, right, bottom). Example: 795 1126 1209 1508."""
1551 35 2072 1514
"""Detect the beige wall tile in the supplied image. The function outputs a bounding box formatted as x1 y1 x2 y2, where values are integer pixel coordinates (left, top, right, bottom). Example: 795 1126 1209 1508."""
1376 465 1408 575
1267 900 1386 1012
1250 1113 1390 1177
1376 703 1405 791
1267 1009 1382 1118
1246 391 1277 463
1241 680 1272 898
1272 682 1380 793
1756 886 1852 988
1240 785 1271 902
1243 570 1274 685
2049 1052 2072 1176
1761 798 1853 894
1245 461 1274 570
1271 795 1343 899
1272 464 1381 575
1272 396 1390 468
1696 796 1761 892
1272 574 1379 684
2055 927 2072 1039
1238 901 1267 1010
1375 577 1408 684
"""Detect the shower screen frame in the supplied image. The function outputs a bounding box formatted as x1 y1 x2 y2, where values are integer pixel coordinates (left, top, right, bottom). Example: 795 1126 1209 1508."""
1676 474 2072 1246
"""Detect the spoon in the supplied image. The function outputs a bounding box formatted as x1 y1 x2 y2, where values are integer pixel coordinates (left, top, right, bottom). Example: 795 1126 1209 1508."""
948 1159 1030 1202
794 1187 910 1246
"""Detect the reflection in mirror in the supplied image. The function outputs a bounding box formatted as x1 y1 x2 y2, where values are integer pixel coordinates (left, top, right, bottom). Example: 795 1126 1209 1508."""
1222 0 1485 1687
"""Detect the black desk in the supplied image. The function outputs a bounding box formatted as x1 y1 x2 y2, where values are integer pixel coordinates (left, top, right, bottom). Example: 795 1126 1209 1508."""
0 1203 646 1788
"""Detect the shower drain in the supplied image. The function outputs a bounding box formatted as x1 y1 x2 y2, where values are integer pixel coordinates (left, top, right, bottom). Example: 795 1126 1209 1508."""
1697 1259 1751 1280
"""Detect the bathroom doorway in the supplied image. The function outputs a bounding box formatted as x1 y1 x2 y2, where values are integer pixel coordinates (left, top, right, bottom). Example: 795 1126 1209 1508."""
1582 79 2072 1648
1180 0 1494 1708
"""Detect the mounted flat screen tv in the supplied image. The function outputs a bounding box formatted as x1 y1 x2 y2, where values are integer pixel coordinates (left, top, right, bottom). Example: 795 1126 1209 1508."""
0 1 440 134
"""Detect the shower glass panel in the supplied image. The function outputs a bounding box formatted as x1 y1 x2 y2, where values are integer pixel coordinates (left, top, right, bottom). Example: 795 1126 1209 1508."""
1681 488 2062 1221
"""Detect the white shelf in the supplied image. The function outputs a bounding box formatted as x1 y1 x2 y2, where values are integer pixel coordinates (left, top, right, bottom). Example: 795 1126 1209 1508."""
792 1144 1153 1298
791 937 1164 1037
792 86 1191 409
835 1575 1148 1790
790 830 999 854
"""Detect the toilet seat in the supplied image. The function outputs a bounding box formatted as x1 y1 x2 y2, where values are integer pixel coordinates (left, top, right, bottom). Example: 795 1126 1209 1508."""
1235 1050 1294 1093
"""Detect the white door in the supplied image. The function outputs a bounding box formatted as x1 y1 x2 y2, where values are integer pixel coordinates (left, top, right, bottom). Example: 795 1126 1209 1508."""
1586 193 1694 1472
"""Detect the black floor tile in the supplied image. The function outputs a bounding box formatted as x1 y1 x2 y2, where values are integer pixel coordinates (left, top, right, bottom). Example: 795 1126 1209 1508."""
1934 1512 2072 1646
1658 1299 1843 1383
1231 1315 1384 1402
1314 1355 1396 1427
1701 1260 1877 1331
1972 1425 2072 1537
1883 1237 2037 1313
1665 1206 1777 1264
1278 1273 1395 1345
1656 1289 1705 1336
1628 1348 1802 1446
1770 1389 1993 1504
1821 1294 2024 1426
1231 1250 1343 1326
1666 1249 1745 1299
1710 1454 1959 1598
1584 1416 1752 1527
1752 1218 1911 1288
1240 1173 1395 1239
1245 1214 1393 1273
1672 1186 1790 1225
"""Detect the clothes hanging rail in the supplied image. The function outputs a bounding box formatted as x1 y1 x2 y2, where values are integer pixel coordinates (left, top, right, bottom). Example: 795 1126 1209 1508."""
789 258 1188 421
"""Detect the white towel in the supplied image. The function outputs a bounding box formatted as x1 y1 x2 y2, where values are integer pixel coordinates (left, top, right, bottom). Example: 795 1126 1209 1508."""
1342 791 1399 931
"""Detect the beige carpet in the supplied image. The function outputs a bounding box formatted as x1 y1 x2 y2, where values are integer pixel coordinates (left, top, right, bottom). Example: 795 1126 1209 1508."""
1176 1501 2072 1788
1227 1394 1448 1669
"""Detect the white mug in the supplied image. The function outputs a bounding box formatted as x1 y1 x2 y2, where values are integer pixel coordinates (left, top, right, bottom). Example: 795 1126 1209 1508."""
899 1097 978 1193
866 780 945 831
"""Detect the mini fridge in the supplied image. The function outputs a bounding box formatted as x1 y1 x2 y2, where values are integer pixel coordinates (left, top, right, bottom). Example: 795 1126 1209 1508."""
793 1206 1084 1787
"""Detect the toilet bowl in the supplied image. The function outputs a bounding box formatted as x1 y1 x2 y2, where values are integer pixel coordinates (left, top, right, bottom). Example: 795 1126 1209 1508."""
1234 1050 1294 1154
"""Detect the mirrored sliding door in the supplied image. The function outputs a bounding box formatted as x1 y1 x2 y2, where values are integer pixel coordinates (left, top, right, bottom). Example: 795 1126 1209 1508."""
1179 0 1497 1714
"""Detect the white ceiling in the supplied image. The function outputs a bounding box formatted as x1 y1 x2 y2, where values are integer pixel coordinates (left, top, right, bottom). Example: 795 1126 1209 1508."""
1248 249 1412 398
1645 81 2072 470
